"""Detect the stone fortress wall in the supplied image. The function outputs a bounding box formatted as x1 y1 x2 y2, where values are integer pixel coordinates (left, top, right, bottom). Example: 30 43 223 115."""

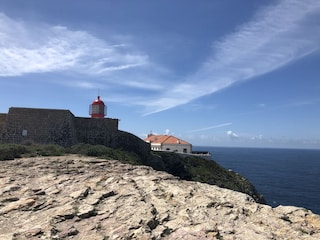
0 107 150 158
0 113 6 134
1 108 77 146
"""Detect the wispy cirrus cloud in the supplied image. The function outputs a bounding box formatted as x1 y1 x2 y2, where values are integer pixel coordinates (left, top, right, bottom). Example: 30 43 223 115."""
286 98 320 107
143 0 320 114
189 122 232 133
0 12 171 93
0 13 149 78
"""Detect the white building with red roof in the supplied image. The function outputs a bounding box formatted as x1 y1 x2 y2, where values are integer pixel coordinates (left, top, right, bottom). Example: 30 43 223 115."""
144 134 192 153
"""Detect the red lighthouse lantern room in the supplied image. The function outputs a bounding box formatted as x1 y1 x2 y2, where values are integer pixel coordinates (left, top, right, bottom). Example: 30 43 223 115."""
89 96 106 118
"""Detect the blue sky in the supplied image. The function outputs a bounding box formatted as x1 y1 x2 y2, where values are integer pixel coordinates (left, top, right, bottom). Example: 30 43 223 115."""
1 0 320 149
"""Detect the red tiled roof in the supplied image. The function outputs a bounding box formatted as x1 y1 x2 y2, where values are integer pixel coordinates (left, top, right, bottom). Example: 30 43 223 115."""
144 134 190 145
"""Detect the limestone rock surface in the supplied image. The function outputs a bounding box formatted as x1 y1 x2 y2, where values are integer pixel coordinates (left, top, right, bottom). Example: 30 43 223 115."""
0 155 319 240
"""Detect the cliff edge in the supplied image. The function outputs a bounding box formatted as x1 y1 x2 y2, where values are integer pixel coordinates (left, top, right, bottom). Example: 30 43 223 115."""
1 156 319 239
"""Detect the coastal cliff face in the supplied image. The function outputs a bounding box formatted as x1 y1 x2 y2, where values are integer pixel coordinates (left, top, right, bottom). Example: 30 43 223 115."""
1 156 319 240
147 151 265 204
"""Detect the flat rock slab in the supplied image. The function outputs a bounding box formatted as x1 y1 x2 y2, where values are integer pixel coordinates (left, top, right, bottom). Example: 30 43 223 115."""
0 155 319 239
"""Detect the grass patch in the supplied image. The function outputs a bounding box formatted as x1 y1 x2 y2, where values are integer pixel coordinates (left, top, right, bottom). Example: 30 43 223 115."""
0 143 142 165
0 143 65 160
0 144 28 160
68 143 142 165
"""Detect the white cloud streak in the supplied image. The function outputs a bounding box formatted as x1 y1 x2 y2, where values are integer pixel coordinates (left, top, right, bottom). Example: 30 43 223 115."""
143 0 320 114
189 122 232 133
0 13 149 81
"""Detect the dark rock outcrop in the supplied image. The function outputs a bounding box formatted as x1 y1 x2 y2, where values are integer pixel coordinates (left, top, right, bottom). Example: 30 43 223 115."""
145 151 265 203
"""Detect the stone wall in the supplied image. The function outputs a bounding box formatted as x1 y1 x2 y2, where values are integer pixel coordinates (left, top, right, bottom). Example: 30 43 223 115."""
74 118 150 158
0 114 7 135
0 107 151 158
74 117 118 146
1 107 77 146
112 130 151 160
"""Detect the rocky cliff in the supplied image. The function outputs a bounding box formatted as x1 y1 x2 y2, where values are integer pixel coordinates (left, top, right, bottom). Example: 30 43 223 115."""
147 151 265 204
1 156 319 239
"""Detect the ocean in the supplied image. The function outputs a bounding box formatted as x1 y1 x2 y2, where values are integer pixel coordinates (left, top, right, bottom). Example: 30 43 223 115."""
193 146 320 215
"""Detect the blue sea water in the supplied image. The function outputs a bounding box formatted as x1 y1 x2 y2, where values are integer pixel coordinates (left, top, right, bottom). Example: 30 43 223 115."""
194 146 320 215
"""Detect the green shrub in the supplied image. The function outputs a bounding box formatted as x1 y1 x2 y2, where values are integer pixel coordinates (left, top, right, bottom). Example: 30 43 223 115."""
109 148 142 165
0 144 28 160
0 143 66 160
68 143 110 156
37 144 65 156
86 145 111 157
68 144 142 165
23 143 65 157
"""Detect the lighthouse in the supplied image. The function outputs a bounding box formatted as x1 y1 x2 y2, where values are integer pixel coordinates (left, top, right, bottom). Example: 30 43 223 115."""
89 96 106 118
